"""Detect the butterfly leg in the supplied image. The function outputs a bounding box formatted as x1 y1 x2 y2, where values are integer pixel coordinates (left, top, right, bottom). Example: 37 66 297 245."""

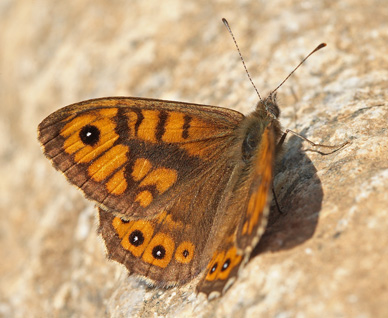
273 128 349 213
277 129 350 155
272 186 284 214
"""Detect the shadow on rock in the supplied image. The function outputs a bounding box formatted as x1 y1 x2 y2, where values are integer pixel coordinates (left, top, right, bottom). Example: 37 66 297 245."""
251 133 324 258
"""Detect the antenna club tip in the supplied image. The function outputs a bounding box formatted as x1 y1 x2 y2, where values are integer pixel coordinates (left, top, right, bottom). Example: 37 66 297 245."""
318 43 327 49
222 18 229 26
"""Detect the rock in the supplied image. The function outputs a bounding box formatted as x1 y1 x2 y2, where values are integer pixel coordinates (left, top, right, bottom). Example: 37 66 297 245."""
1 1 387 317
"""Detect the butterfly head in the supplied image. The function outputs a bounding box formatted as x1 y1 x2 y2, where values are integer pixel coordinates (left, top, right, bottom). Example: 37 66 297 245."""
264 93 280 119
256 92 280 120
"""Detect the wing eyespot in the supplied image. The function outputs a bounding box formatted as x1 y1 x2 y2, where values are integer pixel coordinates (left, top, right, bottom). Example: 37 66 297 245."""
79 124 101 146
221 259 231 271
175 241 195 264
129 229 144 247
142 233 175 268
152 245 166 259
112 218 154 257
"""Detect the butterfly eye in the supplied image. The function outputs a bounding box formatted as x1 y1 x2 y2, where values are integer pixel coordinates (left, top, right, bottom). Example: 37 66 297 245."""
79 125 100 146
242 129 261 162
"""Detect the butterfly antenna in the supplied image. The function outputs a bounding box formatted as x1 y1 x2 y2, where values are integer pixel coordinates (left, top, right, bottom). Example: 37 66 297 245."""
222 18 263 103
270 43 327 95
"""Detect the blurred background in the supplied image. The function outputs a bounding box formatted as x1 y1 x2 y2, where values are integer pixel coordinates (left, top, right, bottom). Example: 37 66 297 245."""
1 1 387 317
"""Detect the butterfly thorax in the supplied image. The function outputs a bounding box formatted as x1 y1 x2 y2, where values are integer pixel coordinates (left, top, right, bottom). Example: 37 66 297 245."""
240 96 282 164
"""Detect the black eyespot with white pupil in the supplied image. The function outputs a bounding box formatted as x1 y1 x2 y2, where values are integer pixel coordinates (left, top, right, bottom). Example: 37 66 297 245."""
152 245 166 259
221 259 231 271
182 249 189 258
79 125 100 146
210 263 218 274
129 230 144 247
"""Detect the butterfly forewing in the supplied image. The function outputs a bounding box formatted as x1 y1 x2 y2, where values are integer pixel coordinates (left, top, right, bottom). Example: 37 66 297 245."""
38 97 244 219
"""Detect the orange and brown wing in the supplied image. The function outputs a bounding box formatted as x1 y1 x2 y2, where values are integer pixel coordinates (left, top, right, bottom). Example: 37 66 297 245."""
196 123 276 298
235 123 275 251
38 97 244 219
97 129 239 286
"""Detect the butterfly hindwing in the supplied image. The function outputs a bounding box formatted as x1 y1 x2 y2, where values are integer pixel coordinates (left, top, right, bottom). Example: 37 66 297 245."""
235 121 276 251
98 141 240 286
99 207 201 286
196 113 278 297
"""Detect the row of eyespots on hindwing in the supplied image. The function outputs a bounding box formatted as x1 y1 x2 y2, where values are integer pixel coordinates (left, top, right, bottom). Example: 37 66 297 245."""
112 217 195 268
204 246 242 282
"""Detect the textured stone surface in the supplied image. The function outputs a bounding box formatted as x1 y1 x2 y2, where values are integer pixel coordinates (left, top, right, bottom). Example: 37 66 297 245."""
1 1 387 317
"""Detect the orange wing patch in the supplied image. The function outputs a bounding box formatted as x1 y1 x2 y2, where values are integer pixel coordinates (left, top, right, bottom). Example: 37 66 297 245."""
156 210 186 230
112 218 154 257
205 251 225 282
142 233 175 268
139 168 177 194
133 166 178 207
106 167 127 195
135 190 153 207
137 109 159 143
88 144 129 182
175 241 195 264
216 247 242 280
131 158 153 181
245 126 274 235
204 246 242 282
162 111 187 143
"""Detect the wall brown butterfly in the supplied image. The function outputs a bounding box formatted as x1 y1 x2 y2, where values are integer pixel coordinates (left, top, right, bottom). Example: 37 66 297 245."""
37 19 346 299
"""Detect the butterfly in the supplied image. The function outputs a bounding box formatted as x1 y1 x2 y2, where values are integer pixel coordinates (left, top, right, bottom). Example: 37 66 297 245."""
38 94 279 298
37 21 341 299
